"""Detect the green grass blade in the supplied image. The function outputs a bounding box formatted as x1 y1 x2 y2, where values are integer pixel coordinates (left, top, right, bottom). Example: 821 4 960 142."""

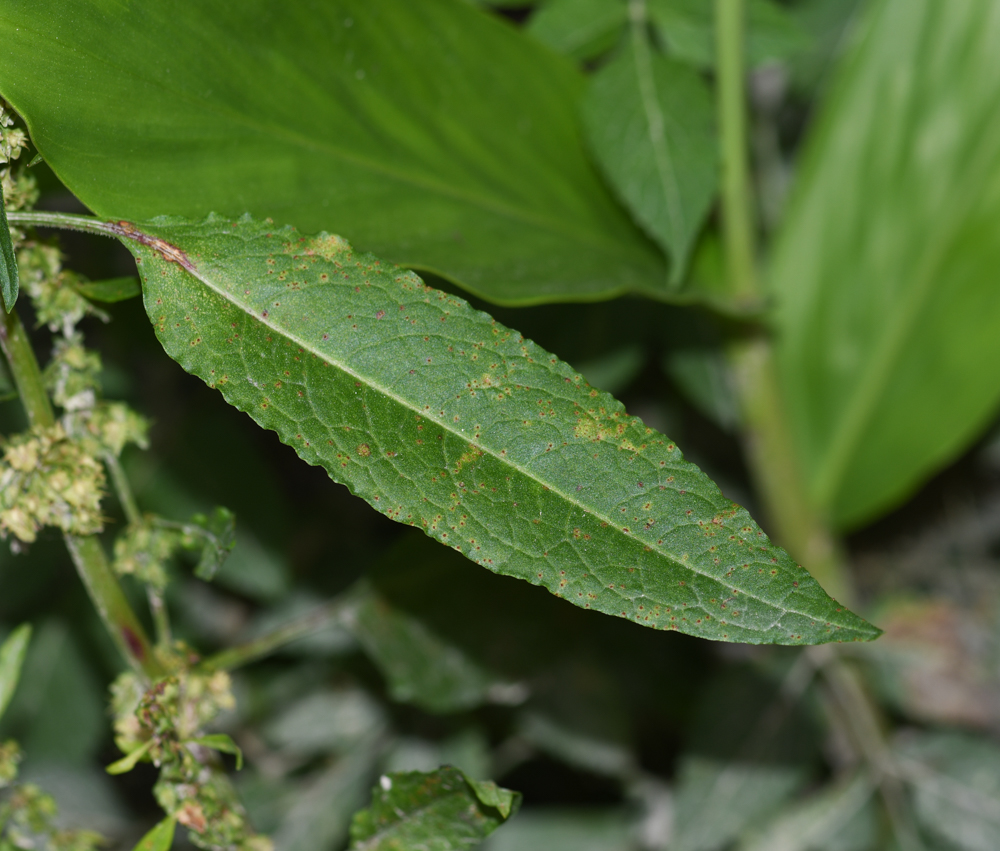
118 213 878 646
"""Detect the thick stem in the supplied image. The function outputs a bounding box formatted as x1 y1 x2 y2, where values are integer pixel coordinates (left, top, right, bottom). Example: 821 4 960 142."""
6 210 124 239
713 0 853 604
0 308 162 678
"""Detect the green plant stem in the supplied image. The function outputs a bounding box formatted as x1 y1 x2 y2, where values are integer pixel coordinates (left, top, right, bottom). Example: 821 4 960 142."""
6 210 122 239
199 597 351 672
714 0 852 604
0 308 163 678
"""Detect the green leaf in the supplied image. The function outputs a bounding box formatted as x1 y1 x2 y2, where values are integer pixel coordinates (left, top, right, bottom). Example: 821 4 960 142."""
0 187 18 312
582 38 717 284
527 0 627 62
0 0 666 305
672 666 818 851
71 277 141 303
0 624 31 724
481 808 634 851
769 0 1000 529
188 506 237 581
349 767 521 850
738 771 877 851
105 738 154 775
345 581 508 713
187 734 244 770
131 817 176 851
647 0 809 70
895 731 1000 851
117 213 876 645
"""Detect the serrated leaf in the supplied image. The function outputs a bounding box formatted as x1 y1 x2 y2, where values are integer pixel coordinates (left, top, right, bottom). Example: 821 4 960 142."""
0 0 666 305
770 0 1000 529
71 277 141 303
527 0 627 62
187 734 243 770
113 213 876 646
582 39 717 284
0 188 18 312
647 0 809 70
349 767 521 850
131 817 176 851
0 624 31 723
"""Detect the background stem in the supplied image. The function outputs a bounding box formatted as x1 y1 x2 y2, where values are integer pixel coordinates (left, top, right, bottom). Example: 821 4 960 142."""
714 0 853 603
0 308 163 678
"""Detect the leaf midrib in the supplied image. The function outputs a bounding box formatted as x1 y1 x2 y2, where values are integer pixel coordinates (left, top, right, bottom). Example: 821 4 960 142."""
161 232 846 629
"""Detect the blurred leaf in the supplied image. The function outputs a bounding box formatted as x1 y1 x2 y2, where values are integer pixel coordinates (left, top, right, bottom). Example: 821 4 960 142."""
189 506 236 581
664 347 741 432
263 688 387 759
131 817 176 851
71 277 141 303
863 595 1000 730
786 0 865 94
895 731 1000 851
346 581 508 713
582 38 716 284
383 730 493 782
672 665 819 851
481 808 634 851
0 188 18 312
349 767 521 850
187 733 243 770
517 658 635 780
120 213 874 645
647 0 809 70
574 344 644 396
105 740 154 776
0 623 30 723
527 0 627 62
0 349 16 402
0 619 106 765
770 0 1000 529
738 771 877 851
0 0 667 305
273 742 385 851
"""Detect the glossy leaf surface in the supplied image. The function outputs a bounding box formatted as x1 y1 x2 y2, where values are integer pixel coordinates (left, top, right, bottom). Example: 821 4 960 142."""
0 0 666 304
349 767 520 850
770 0 1000 528
582 40 717 283
117 213 875 645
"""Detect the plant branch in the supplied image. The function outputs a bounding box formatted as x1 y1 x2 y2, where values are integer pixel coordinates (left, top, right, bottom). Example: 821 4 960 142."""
199 596 352 673
0 308 163 678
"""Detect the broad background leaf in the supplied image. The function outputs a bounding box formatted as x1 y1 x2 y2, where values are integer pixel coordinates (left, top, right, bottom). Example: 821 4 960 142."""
770 0 1000 529
0 0 666 304
349 767 520 850
118 213 877 645
582 38 717 283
